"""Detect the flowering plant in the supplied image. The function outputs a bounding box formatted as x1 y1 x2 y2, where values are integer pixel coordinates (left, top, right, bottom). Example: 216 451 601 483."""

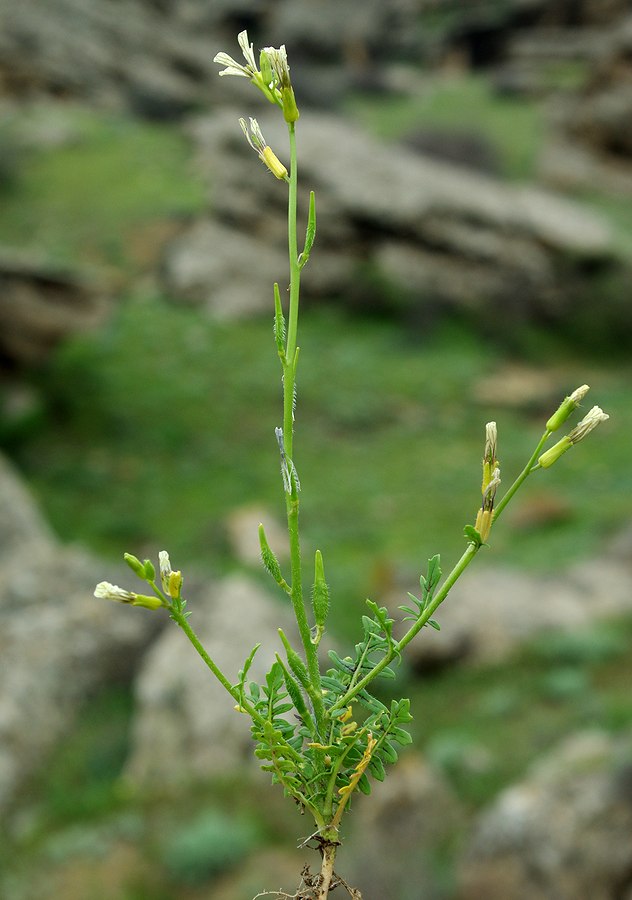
94 32 609 899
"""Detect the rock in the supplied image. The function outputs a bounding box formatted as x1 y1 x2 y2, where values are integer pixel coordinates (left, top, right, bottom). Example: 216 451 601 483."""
0 452 160 814
344 752 463 899
543 16 632 191
224 504 288 568
457 730 632 900
180 109 617 332
125 573 300 787
161 219 288 318
398 558 632 669
0 249 111 366
0 0 224 118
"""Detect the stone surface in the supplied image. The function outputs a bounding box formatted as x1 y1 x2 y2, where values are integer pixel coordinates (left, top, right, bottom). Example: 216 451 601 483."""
125 573 300 787
179 109 616 330
0 249 111 365
344 752 463 899
458 730 632 900
543 15 632 192
224 504 289 568
0 452 160 814
397 556 632 670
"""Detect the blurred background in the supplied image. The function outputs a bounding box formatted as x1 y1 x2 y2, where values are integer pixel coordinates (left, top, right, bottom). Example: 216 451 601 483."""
1 1 632 898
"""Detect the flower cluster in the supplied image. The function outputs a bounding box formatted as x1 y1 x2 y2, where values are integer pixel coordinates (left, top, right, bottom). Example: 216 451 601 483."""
214 30 299 123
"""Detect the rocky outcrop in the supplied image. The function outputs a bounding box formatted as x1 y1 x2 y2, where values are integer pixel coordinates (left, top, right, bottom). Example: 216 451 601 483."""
125 573 300 787
458 730 632 900
395 556 632 670
0 249 110 366
542 16 632 193
344 753 463 899
0 452 160 813
168 110 616 335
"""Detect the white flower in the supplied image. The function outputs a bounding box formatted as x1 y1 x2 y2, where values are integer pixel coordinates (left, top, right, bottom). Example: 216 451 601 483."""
568 406 609 444
158 550 172 593
262 44 291 88
239 117 289 181
94 581 135 603
239 116 267 154
213 30 258 78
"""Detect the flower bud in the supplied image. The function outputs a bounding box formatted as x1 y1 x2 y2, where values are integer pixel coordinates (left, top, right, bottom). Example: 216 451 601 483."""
538 436 572 468
546 384 590 432
539 406 608 468
123 553 145 578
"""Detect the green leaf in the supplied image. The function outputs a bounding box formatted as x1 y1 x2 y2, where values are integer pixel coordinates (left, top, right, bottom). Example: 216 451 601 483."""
357 773 372 795
463 525 483 547
390 726 413 746
368 755 385 781
380 741 398 764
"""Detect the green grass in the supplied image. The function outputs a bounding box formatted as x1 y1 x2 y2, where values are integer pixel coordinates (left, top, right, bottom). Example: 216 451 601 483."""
0 106 205 269
344 74 543 180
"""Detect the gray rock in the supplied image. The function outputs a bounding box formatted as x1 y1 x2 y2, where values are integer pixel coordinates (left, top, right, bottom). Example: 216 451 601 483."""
180 109 616 327
162 219 287 318
0 0 223 118
0 249 111 365
544 15 632 189
344 753 463 900
0 452 160 814
125 573 300 786
398 558 632 669
458 730 632 900
224 504 289 568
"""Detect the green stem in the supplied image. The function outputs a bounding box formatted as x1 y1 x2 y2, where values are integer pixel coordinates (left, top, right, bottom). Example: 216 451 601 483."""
170 608 266 727
329 542 480 714
282 120 325 733
493 430 550 524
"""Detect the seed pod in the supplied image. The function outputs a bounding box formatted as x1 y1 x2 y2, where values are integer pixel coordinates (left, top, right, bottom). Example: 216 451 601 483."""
278 628 311 692
311 549 330 630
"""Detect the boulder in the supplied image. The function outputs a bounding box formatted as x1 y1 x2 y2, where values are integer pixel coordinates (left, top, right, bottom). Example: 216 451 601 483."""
0 452 160 814
396 557 632 669
542 16 632 192
125 573 301 787
344 752 463 900
457 730 632 900
0 249 110 366
179 109 617 333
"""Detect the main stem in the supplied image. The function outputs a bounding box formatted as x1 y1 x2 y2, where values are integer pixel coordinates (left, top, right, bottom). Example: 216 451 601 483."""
283 121 324 732
316 842 338 900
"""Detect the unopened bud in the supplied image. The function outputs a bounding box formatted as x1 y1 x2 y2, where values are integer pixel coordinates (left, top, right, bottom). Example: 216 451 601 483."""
482 421 498 494
124 553 146 578
539 405 608 468
546 384 590 432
